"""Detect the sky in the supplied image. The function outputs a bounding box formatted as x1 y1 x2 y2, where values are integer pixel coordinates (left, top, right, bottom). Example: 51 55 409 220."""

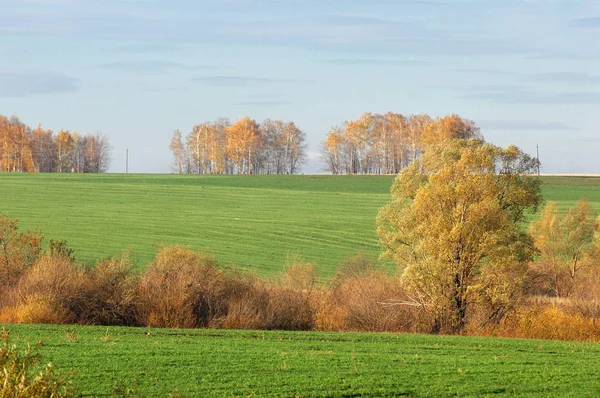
1 0 599 174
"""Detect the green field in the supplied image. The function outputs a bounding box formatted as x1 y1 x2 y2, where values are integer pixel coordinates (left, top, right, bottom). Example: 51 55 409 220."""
3 175 600 397
1 174 600 275
538 176 600 210
3 323 600 397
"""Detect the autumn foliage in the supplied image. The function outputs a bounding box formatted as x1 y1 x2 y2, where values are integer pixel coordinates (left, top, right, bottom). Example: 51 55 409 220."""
170 116 307 174
529 199 599 297
0 115 111 173
378 140 542 332
135 246 227 328
0 215 43 287
322 113 481 174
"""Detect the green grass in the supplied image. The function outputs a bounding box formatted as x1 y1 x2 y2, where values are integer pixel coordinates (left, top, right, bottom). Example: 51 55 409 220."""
538 176 600 211
1 174 600 276
3 324 600 397
0 173 395 275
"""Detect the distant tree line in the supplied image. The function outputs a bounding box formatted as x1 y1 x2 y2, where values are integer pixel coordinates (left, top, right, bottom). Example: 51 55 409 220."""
0 115 111 173
321 113 481 174
169 116 307 175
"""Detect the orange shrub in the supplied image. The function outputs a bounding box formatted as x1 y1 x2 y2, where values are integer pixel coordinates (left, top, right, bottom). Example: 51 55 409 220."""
263 285 314 330
315 254 422 332
0 254 81 324
0 214 43 288
216 262 317 331
76 254 137 326
211 273 268 330
135 246 227 328
476 300 600 341
319 271 420 332
281 255 317 292
0 294 69 325
264 257 317 330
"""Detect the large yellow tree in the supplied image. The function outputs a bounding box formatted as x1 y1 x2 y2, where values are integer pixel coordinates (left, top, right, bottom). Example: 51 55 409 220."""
377 139 542 332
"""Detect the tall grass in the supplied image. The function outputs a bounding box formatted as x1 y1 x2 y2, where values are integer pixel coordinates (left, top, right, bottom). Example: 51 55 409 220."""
0 329 74 397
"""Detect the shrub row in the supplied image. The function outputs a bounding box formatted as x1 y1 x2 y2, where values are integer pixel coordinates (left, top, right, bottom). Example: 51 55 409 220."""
0 247 429 333
3 246 600 341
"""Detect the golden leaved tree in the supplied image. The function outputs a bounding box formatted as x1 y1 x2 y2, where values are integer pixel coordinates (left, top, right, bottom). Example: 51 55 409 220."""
377 139 542 332
529 200 599 297
226 116 260 174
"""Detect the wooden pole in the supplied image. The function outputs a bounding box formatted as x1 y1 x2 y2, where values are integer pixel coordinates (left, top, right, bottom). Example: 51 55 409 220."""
536 144 540 176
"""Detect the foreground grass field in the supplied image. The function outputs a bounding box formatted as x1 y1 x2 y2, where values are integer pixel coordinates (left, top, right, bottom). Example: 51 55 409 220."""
3 324 600 397
2 174 600 275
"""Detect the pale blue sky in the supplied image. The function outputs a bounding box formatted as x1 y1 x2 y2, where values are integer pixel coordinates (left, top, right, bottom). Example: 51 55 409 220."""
1 0 599 173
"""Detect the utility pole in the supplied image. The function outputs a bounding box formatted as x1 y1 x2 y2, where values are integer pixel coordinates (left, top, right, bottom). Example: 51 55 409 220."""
536 144 540 176
126 148 129 174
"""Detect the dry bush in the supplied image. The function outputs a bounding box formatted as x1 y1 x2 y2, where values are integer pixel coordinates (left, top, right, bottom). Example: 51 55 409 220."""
330 252 375 288
501 265 600 340
0 252 137 326
313 298 346 331
315 254 422 332
477 298 600 341
0 254 82 325
264 257 317 330
0 329 74 397
263 285 314 330
135 246 227 328
76 254 138 326
281 255 317 292
218 295 267 330
217 259 318 331
219 284 316 331
0 214 43 288
211 272 268 330
515 306 599 341
318 271 420 332
566 264 600 322
0 294 70 325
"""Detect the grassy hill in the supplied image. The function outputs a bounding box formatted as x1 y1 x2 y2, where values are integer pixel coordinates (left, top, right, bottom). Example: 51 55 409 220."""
2 173 600 275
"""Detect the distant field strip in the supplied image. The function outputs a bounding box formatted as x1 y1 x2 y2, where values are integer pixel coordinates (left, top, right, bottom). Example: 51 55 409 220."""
5 324 600 397
1 174 599 275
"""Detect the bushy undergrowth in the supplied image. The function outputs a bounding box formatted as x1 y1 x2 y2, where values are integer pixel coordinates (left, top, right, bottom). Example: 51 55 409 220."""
135 246 226 328
3 212 600 341
315 254 424 333
2 247 600 341
469 297 600 341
